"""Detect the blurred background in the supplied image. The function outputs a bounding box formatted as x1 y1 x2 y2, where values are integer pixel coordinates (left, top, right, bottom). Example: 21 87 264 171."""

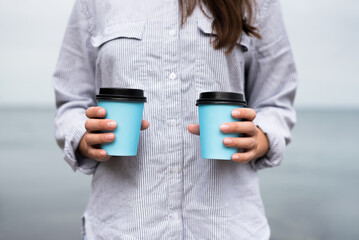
0 0 358 239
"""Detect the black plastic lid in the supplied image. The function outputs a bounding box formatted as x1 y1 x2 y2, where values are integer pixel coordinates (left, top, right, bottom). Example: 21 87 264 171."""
196 91 246 106
96 88 147 102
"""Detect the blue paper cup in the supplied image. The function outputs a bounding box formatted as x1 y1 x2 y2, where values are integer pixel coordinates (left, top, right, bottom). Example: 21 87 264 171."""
196 92 247 160
96 88 147 156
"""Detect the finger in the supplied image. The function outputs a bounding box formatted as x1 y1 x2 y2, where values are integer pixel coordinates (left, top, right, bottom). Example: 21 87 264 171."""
223 137 257 150
141 120 150 130
85 119 117 132
85 133 115 146
231 150 256 163
86 107 106 118
231 108 256 121
187 124 200 135
87 147 112 162
220 121 257 136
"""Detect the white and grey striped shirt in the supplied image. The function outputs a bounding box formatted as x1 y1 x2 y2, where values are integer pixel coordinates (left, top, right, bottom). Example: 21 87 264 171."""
53 0 297 239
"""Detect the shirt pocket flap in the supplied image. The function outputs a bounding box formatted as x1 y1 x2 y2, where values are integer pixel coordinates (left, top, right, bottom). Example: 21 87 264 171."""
91 20 146 48
197 17 251 52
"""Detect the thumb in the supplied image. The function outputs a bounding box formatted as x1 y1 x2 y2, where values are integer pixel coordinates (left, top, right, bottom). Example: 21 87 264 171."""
187 124 200 135
140 120 150 130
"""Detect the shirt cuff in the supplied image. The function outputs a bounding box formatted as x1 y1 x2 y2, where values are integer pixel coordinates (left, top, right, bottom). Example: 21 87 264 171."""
63 117 99 175
250 112 286 170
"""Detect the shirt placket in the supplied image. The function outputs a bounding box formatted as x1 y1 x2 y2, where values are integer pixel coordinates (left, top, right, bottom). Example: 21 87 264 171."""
163 0 183 239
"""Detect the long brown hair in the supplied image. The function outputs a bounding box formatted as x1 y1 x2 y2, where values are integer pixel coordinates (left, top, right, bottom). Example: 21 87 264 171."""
179 0 261 53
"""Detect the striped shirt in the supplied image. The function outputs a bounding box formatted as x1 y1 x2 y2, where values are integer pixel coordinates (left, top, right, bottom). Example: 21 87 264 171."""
53 0 297 239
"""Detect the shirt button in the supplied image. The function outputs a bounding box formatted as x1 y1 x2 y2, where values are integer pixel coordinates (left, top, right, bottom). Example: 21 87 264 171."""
170 213 181 220
169 72 177 80
172 166 180 173
169 119 177 126
169 29 176 36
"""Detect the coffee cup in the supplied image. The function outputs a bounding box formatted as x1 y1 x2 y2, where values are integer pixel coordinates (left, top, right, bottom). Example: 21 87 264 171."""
196 91 247 160
96 88 147 156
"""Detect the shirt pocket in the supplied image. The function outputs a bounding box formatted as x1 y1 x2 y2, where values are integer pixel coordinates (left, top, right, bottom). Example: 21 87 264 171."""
90 20 147 88
195 17 250 94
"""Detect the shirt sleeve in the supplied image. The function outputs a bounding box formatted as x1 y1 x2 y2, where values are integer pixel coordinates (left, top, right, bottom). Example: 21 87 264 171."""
52 0 99 175
245 0 297 170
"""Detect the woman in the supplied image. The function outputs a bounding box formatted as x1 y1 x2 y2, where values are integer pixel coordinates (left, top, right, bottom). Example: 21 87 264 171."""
53 0 297 239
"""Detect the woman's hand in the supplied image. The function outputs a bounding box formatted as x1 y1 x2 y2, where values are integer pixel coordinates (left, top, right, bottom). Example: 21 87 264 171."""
77 106 150 162
187 108 269 163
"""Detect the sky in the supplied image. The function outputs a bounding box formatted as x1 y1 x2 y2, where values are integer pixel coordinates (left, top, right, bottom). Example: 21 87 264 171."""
0 0 358 109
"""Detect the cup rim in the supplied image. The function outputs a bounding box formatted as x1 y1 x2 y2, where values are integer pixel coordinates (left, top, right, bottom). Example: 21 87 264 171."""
196 91 246 106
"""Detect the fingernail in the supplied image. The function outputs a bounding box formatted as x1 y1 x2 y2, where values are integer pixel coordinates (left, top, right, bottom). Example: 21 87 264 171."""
107 121 117 128
106 134 114 140
220 124 229 131
100 151 107 157
232 110 240 117
224 138 232 145
232 155 239 160
98 109 105 115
